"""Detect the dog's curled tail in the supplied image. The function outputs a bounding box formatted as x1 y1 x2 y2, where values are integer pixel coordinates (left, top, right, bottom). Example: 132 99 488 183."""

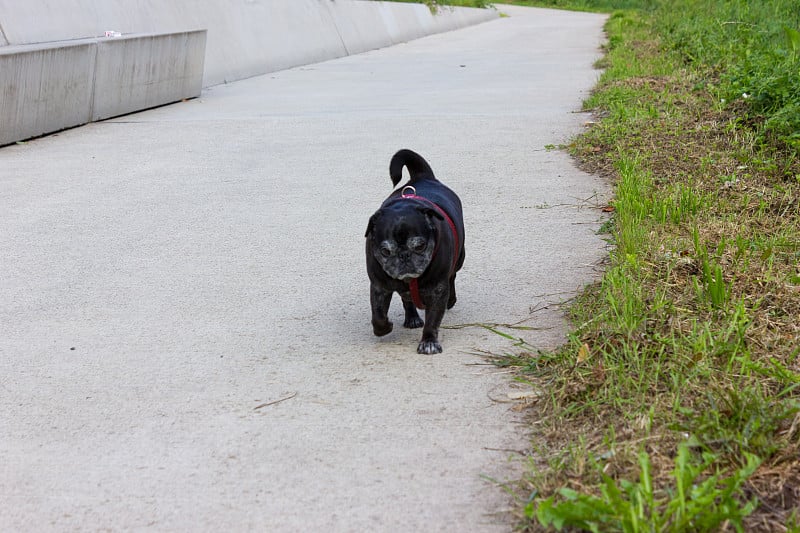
389 149 436 187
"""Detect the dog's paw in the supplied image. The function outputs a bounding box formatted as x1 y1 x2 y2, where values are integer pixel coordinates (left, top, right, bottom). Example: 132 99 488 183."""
403 315 424 329
417 339 442 355
372 320 393 337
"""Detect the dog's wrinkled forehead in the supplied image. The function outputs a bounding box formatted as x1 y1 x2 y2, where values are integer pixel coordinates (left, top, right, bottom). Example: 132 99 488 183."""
374 203 432 240
391 217 428 241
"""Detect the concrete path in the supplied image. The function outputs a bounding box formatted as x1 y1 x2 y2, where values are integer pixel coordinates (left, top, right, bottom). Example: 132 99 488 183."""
0 6 608 532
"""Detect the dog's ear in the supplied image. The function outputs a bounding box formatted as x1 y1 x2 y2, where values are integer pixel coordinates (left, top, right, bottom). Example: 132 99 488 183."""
365 211 381 237
416 206 444 222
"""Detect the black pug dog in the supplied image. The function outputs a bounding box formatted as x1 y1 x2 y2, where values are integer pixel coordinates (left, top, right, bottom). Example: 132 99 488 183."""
365 149 465 354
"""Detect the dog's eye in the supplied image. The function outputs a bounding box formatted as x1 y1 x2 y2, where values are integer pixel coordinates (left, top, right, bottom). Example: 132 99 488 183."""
380 244 393 257
408 238 427 252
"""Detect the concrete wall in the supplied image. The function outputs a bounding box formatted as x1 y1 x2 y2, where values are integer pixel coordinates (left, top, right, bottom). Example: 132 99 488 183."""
92 31 206 121
0 1 497 145
0 0 498 87
0 40 96 145
0 31 206 146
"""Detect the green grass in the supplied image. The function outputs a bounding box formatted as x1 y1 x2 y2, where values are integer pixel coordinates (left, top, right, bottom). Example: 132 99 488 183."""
533 444 761 532
500 0 644 12
491 1 800 531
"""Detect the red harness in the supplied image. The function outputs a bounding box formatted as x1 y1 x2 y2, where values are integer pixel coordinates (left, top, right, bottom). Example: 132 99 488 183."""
400 187 460 310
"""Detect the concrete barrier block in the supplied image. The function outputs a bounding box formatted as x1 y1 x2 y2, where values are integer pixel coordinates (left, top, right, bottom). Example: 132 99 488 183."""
377 3 428 45
0 40 95 146
323 1 394 56
92 30 206 121
429 6 497 33
198 0 348 86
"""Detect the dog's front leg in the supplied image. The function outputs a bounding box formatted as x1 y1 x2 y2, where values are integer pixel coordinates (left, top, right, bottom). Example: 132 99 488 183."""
417 282 449 354
370 285 394 336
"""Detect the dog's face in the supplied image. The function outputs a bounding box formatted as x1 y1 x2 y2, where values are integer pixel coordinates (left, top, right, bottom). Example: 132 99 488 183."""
366 202 443 281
